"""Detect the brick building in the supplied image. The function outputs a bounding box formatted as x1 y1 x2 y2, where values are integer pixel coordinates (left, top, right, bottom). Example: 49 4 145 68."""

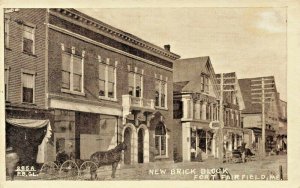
4 8 180 165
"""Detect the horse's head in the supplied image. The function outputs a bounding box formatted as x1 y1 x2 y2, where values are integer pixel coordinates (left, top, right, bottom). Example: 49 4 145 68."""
113 142 127 152
120 142 127 151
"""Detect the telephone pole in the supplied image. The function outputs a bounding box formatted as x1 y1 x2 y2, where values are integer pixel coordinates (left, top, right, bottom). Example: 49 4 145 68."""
217 73 237 162
218 73 224 162
251 77 275 157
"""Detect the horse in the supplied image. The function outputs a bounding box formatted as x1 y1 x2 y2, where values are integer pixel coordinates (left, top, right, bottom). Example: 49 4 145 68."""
237 143 255 162
6 148 20 181
90 142 127 180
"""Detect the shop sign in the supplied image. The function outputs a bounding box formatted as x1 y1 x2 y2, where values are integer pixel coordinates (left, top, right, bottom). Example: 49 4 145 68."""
209 121 223 129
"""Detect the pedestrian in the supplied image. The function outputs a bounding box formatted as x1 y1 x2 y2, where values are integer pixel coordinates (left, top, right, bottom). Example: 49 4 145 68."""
196 147 203 162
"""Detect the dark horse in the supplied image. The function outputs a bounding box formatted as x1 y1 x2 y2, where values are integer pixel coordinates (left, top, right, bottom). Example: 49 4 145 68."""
237 143 255 160
90 142 127 180
6 148 20 181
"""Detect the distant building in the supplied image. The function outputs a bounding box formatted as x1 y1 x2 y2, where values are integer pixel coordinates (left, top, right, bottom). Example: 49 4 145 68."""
215 72 245 153
238 76 280 153
4 8 180 165
277 99 287 152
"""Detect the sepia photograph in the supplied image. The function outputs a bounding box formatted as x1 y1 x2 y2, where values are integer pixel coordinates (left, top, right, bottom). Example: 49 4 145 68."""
1 1 298 186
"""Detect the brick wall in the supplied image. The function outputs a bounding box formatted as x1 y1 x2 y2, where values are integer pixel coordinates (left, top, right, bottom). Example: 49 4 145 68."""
47 27 173 108
5 9 47 108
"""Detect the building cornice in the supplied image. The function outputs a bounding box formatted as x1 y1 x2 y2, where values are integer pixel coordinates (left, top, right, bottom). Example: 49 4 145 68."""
48 24 173 72
49 8 180 62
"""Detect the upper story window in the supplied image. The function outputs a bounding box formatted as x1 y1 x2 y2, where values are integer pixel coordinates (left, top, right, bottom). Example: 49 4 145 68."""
128 66 143 98
4 66 9 101
4 17 9 48
155 74 167 108
200 74 209 93
21 70 35 104
22 25 35 54
173 100 183 119
61 45 85 95
98 56 117 100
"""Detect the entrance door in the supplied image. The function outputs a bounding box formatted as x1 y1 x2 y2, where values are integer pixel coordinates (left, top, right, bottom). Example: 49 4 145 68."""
138 129 144 163
124 128 131 164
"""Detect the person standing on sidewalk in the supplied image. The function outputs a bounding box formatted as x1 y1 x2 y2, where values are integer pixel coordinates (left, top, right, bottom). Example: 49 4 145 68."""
196 147 203 162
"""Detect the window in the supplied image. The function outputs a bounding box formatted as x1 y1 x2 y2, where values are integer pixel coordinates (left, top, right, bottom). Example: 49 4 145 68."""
73 56 82 92
4 67 9 101
173 100 183 119
108 66 115 98
155 123 167 157
4 17 9 48
22 25 35 54
206 104 210 120
205 77 209 92
128 66 143 97
62 54 84 92
155 80 160 106
201 74 209 92
155 75 167 108
99 63 106 96
135 74 142 97
22 72 35 103
98 57 117 99
201 76 204 91
161 82 166 107
61 45 85 94
128 72 134 96
62 53 71 90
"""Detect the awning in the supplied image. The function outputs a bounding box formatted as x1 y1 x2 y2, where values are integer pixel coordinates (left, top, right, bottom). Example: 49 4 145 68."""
6 118 52 143
6 118 49 129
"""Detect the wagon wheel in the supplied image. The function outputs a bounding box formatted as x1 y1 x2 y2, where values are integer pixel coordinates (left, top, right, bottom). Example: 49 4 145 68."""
59 160 79 180
79 161 98 180
39 162 59 178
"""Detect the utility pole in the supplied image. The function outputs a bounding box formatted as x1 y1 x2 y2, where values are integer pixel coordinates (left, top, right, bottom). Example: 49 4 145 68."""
251 77 275 157
218 73 224 162
217 73 237 162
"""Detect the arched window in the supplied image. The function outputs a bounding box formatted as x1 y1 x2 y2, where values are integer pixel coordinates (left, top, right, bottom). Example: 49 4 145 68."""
155 123 166 156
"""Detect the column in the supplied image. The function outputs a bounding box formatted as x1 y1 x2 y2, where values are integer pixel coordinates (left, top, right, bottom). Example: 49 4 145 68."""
182 122 191 161
210 103 213 120
195 100 201 119
228 133 232 151
201 101 207 120
182 97 188 119
234 134 237 149
216 105 219 121
189 99 193 119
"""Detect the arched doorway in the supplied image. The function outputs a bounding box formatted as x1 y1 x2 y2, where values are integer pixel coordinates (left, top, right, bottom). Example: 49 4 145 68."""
138 129 144 163
124 127 132 165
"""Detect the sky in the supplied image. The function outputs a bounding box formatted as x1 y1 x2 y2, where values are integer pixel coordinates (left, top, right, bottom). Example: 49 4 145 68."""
78 8 287 101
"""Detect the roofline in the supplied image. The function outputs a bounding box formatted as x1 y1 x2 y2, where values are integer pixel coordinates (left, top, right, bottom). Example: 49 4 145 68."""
49 8 180 61
175 56 209 61
238 75 275 81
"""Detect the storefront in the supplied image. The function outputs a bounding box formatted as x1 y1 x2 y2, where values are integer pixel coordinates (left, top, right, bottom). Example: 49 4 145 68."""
190 127 214 161
6 118 52 166
223 128 243 151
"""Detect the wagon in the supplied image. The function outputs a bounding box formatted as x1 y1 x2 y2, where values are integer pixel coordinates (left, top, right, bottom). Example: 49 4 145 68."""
39 157 98 180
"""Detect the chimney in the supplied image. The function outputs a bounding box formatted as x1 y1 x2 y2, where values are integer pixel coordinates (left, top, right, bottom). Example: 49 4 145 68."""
164 44 171 51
